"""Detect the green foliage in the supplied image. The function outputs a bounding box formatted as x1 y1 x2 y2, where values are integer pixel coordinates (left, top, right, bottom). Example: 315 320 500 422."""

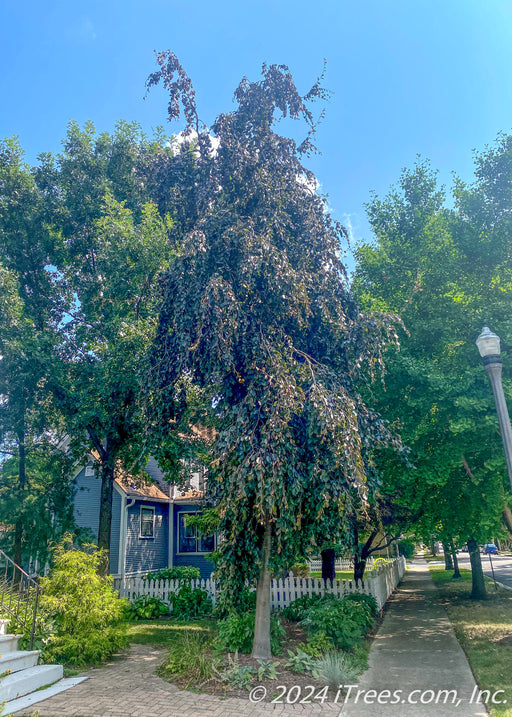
256 659 280 680
184 509 221 537
353 150 512 580
398 539 415 559
282 593 332 622
300 602 362 651
371 557 389 569
283 648 318 674
298 632 335 656
314 651 358 689
169 584 213 620
39 537 128 665
0 125 179 565
214 587 257 619
0 450 74 566
214 654 256 690
126 595 170 621
289 561 310 577
158 629 220 687
43 627 127 668
215 612 285 655
36 123 176 559
214 612 258 654
0 142 75 565
143 566 201 582
14 609 56 653
299 595 376 650
343 592 379 619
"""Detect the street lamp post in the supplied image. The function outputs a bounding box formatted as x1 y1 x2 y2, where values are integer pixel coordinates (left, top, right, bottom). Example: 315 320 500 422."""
476 326 512 491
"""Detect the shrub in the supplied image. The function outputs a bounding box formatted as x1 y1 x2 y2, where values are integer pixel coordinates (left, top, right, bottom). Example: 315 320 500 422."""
143 566 201 582
126 595 169 620
215 612 285 655
158 629 220 687
170 584 213 619
284 593 377 652
299 632 335 656
300 599 369 650
38 535 128 666
215 612 253 653
343 593 378 619
290 561 310 577
314 651 358 689
43 627 127 667
398 539 415 559
282 594 333 622
340 599 373 632
214 586 256 619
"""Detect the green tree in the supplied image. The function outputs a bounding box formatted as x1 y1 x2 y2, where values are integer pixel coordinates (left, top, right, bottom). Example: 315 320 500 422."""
0 125 177 570
34 123 175 570
0 140 69 566
353 155 511 599
146 53 400 657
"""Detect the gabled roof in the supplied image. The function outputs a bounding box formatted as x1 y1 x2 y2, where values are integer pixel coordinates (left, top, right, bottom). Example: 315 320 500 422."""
115 475 169 501
88 450 169 502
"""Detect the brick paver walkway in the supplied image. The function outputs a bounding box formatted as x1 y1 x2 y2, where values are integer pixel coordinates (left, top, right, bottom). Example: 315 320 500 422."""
12 644 339 717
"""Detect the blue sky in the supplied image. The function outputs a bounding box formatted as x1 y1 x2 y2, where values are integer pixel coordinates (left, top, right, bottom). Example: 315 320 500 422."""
2 0 512 265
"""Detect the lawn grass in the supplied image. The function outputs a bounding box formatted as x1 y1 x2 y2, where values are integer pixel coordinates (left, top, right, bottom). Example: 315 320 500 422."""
429 565 512 716
309 570 356 580
128 618 216 647
421 553 447 563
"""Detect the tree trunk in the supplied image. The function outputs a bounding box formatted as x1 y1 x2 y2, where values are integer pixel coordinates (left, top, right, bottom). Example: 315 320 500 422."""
442 542 453 570
252 519 272 659
450 540 461 578
352 522 377 588
97 456 115 576
354 557 367 587
321 548 335 582
13 427 26 570
468 536 486 599
503 504 512 536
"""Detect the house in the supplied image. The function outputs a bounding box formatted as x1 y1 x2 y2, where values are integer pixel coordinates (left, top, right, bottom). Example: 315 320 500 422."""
71 456 215 579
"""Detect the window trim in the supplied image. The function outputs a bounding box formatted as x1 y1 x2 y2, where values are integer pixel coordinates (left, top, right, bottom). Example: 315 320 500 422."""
139 505 156 539
176 510 215 555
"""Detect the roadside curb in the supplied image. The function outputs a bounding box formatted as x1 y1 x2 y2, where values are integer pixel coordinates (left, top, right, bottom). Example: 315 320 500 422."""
492 579 512 592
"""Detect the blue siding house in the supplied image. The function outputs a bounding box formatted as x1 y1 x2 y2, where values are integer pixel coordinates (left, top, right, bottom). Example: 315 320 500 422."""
72 458 215 579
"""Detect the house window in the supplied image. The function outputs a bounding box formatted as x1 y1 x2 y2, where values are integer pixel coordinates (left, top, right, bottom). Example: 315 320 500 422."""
140 506 155 538
178 512 215 553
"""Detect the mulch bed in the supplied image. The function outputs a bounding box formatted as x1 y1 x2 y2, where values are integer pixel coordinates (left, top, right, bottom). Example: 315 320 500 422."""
159 614 383 703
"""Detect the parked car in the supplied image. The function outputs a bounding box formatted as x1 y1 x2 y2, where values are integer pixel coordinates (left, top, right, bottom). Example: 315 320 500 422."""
484 543 498 555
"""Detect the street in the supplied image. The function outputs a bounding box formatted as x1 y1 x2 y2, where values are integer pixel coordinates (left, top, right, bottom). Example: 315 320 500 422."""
449 553 512 590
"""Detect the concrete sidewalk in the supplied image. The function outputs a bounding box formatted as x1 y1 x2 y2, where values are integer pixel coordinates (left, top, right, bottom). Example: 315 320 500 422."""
342 560 488 717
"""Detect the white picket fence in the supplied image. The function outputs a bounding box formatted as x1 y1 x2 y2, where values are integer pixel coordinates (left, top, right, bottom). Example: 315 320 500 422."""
118 576 218 607
307 557 376 572
115 556 406 611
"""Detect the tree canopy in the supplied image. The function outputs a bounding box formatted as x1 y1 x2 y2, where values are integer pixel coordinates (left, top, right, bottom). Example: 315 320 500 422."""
146 53 401 657
353 150 512 597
